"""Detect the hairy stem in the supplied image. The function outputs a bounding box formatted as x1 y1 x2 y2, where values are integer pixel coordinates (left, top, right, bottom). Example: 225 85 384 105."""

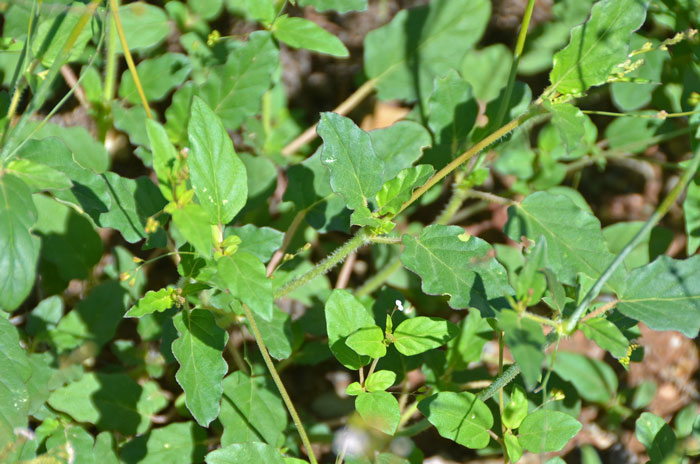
242 303 318 464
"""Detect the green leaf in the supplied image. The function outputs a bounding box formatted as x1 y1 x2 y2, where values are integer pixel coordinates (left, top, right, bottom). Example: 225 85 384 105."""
6 159 72 192
401 224 512 315
581 317 629 358
219 371 287 446
618 255 700 338
515 236 547 303
603 221 672 270
418 391 493 449
33 123 109 174
115 2 170 53
346 326 386 358
364 0 490 101
636 412 676 463
33 194 102 282
428 69 478 147
611 35 667 111
684 172 700 254
97 173 167 244
146 119 178 202
376 165 434 215
120 422 207 464
216 252 273 321
392 317 458 356
365 370 396 392
187 97 248 225
318 112 385 210
45 425 95 463
0 175 39 311
298 0 367 13
31 6 98 66
325 289 374 370
126 288 181 318
206 442 285 464
272 15 348 57
170 203 215 258
245 305 293 360
356 391 401 435
461 44 512 102
553 352 618 403
498 310 545 389
346 382 363 396
549 0 647 95
504 431 523 462
172 309 229 427
47 372 162 434
518 410 581 453
120 53 191 103
370 121 432 182
502 385 528 430
52 281 129 353
225 225 284 262
545 102 589 153
0 317 31 449
446 310 492 369
505 192 623 291
198 31 278 130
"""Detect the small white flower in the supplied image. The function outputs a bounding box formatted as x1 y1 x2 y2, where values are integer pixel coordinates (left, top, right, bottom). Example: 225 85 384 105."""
395 300 404 312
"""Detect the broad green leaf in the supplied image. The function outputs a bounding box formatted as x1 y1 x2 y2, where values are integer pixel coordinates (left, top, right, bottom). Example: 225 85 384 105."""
611 35 668 111
364 0 490 101
0 317 31 450
126 288 181 318
97 173 166 246
376 165 434 215
618 255 700 338
245 305 293 360
172 309 229 427
6 159 72 192
189 0 224 20
636 412 676 462
33 123 109 174
52 281 129 353
325 289 374 370
216 252 273 321
365 370 396 392
120 53 191 103
146 119 178 202
504 431 523 463
206 442 285 464
505 192 623 291
684 172 700 254
518 410 581 453
471 81 532 144
120 422 207 464
47 372 161 434
502 385 528 430
392 317 458 356
461 44 512 102
272 16 348 57
318 112 384 210
346 382 363 396
351 204 385 228
356 391 401 435
603 221 672 270
31 6 98 66
170 202 215 258
401 224 512 315
298 0 367 13
545 102 588 153
45 425 95 464
187 97 248 225
498 310 545 389
446 310 492 369
370 121 432 182
115 2 170 53
219 371 287 446
0 175 40 311
428 69 478 147
553 352 618 403
225 225 284 262
549 0 647 95
346 326 386 358
33 194 102 282
26 296 62 336
198 31 278 130
515 236 547 303
166 83 196 146
418 391 493 449
581 317 629 358
604 116 665 155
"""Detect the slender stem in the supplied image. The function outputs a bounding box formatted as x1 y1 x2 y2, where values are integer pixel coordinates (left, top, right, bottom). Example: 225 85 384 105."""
281 79 377 156
582 299 619 322
109 0 152 119
565 142 700 334
335 252 357 289
365 357 379 384
398 400 419 429
103 9 118 105
497 331 507 463
267 208 307 276
60 65 88 108
478 363 521 402
355 255 403 298
369 236 402 245
394 111 537 217
241 303 318 464
466 189 515 206
274 229 371 298
582 109 699 119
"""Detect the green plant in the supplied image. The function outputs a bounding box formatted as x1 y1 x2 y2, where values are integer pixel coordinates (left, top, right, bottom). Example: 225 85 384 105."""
1 0 700 463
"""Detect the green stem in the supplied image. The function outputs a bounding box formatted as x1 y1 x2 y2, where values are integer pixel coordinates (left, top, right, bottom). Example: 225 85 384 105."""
355 255 403 298
565 141 700 334
274 228 371 299
241 303 318 464
103 8 118 106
